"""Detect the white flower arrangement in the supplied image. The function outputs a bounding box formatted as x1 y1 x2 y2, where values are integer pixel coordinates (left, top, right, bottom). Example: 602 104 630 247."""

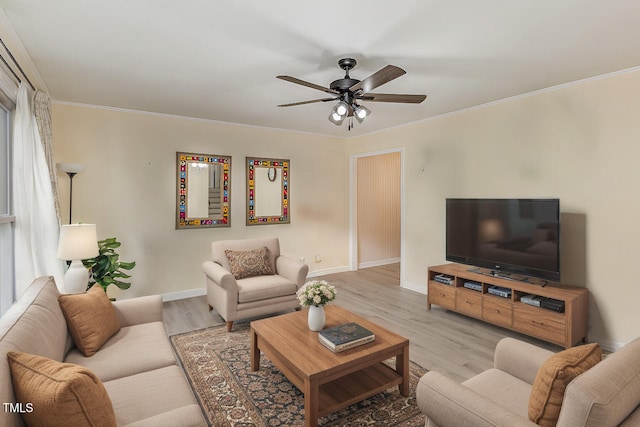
296 280 337 307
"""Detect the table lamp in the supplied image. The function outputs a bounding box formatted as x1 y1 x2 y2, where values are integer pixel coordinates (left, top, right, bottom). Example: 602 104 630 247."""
57 224 99 293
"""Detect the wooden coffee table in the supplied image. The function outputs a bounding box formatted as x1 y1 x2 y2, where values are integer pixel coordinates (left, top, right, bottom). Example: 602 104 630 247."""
250 305 409 427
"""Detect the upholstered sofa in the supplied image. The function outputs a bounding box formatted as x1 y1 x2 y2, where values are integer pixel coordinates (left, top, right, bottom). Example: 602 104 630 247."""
202 237 308 331
417 337 640 427
0 276 205 426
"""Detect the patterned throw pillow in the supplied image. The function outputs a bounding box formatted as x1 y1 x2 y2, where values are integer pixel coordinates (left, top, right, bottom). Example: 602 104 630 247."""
7 351 116 427
225 247 274 279
528 343 602 426
58 285 121 357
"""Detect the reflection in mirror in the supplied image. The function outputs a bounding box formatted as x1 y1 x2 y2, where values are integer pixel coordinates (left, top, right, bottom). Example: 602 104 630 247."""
176 152 231 229
246 157 289 225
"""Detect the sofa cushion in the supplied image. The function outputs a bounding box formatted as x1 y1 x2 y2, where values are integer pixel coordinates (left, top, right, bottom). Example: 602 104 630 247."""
225 247 274 279
464 368 532 418
65 321 177 382
7 351 116 427
212 237 280 273
237 274 298 303
529 343 601 426
103 365 204 426
59 285 121 357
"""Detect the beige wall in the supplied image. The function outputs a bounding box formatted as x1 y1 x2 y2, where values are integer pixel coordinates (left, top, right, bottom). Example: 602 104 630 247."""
52 104 350 299
347 69 640 349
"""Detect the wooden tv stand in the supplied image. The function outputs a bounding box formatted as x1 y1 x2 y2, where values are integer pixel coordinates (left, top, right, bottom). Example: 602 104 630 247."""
427 263 588 348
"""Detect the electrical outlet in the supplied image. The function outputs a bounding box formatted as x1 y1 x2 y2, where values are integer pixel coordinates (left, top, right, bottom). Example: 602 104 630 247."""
300 256 305 263
315 254 322 263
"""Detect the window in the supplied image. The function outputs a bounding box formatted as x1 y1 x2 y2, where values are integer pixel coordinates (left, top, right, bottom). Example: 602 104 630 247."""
0 100 14 316
0 103 8 213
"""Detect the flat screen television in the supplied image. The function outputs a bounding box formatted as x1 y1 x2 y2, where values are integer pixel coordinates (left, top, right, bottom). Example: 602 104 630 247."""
446 198 560 282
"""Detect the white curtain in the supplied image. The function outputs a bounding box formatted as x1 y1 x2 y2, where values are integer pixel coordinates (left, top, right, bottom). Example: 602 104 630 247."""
12 82 64 296
33 90 61 224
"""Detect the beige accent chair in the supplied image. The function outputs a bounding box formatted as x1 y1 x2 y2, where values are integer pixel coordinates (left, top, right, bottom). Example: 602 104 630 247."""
202 237 309 331
416 337 640 426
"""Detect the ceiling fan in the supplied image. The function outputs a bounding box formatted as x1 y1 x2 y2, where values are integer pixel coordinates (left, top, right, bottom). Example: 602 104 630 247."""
277 58 427 130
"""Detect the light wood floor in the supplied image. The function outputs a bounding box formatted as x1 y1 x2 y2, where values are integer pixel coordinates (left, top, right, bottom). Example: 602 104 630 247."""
163 263 561 383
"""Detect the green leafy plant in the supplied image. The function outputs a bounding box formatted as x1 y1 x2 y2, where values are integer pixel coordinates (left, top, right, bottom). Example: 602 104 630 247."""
82 237 136 293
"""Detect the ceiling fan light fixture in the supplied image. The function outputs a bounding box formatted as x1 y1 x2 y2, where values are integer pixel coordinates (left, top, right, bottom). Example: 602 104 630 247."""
332 101 349 118
328 111 345 125
354 105 371 123
278 57 426 131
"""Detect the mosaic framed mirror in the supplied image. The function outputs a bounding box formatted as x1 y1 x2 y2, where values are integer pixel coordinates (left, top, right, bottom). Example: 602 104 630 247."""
176 152 231 229
246 157 290 225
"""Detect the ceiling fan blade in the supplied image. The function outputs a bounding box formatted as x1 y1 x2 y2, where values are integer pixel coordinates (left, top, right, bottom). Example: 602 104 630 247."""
349 65 406 94
358 93 427 103
276 75 339 95
277 98 336 107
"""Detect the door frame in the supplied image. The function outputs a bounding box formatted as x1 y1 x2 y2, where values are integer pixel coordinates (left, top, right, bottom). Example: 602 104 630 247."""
349 147 404 285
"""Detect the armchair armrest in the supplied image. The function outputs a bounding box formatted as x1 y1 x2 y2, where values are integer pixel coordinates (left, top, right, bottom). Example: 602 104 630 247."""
417 371 538 427
112 295 163 326
494 338 555 385
275 255 309 287
202 261 238 292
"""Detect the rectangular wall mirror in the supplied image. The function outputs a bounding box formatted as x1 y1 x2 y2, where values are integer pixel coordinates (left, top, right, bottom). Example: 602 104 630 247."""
176 152 231 229
246 157 289 225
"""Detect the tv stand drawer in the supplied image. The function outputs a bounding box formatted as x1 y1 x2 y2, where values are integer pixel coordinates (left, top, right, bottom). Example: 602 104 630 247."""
428 282 456 310
456 289 482 318
514 304 565 346
483 297 513 328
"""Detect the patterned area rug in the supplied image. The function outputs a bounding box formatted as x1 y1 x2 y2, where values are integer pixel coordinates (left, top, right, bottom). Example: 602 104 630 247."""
170 323 428 426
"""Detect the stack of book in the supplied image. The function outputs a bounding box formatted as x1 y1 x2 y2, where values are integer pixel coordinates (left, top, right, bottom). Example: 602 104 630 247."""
318 322 375 353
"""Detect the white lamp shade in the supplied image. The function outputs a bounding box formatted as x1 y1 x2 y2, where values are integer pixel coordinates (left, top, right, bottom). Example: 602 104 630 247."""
328 111 345 125
354 105 371 123
331 101 349 118
57 163 86 174
57 224 99 260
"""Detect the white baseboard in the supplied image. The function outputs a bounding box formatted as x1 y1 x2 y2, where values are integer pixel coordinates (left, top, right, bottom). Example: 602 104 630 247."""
587 337 626 352
162 287 206 302
307 265 351 278
401 281 426 294
358 258 401 269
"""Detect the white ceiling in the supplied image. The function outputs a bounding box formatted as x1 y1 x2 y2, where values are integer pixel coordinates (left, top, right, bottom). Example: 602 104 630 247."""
2 0 640 137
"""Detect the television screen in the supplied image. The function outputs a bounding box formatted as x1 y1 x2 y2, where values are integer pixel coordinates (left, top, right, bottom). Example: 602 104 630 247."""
446 198 560 281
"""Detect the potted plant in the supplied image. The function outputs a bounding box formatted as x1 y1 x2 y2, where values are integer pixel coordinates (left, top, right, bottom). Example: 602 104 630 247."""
82 237 136 293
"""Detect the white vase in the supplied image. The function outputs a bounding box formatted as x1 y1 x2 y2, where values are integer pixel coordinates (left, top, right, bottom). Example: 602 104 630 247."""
307 305 326 331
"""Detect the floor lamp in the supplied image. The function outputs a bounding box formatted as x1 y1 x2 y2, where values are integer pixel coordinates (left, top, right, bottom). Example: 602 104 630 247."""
57 163 86 224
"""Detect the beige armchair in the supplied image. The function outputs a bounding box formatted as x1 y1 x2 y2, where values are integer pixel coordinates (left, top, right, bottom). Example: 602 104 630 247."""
416 336 640 427
202 237 308 331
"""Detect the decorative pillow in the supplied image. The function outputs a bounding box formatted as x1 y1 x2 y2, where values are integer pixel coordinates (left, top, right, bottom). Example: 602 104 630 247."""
7 351 116 427
529 343 602 426
58 285 121 357
225 247 274 279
